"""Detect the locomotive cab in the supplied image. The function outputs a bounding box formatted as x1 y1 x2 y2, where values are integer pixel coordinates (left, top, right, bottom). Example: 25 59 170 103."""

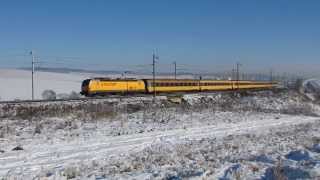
80 79 91 95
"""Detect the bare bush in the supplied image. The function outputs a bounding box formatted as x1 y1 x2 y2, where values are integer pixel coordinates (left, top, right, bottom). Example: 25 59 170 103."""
42 90 56 100
57 93 70 99
69 91 80 99
57 91 80 100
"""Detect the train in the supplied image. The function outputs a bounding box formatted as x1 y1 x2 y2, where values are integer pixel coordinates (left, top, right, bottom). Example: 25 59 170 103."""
80 78 277 96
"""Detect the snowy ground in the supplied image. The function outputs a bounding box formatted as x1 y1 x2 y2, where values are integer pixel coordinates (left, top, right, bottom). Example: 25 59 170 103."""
1 114 319 179
302 78 320 101
1 91 320 179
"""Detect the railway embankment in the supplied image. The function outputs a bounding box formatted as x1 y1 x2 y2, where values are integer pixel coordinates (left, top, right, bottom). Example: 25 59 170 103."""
0 90 318 121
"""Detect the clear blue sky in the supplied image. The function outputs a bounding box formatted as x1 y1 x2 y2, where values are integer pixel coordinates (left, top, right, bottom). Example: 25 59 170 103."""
0 0 320 75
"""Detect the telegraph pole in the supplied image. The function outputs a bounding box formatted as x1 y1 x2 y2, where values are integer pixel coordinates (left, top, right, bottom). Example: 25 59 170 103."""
173 61 177 79
30 51 35 100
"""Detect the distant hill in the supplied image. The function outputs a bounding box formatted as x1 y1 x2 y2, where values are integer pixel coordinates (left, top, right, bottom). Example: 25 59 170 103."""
19 67 197 76
18 67 283 81
19 67 125 75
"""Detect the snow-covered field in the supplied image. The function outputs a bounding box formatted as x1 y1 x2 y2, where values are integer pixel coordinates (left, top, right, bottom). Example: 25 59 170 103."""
0 69 92 101
0 69 195 101
1 90 320 179
1 69 320 179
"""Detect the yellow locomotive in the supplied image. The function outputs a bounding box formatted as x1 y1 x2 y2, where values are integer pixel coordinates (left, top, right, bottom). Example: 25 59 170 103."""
81 78 276 96
81 78 145 96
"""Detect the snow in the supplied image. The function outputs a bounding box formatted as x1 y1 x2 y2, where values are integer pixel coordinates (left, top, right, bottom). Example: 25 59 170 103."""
0 69 93 101
0 69 196 101
0 111 319 178
1 76 320 179
302 78 320 101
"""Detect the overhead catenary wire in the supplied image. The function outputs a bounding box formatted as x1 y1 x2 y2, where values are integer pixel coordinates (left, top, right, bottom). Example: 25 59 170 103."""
0 50 286 83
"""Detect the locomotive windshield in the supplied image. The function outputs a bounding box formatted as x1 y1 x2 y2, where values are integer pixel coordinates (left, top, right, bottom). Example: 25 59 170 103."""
82 79 91 87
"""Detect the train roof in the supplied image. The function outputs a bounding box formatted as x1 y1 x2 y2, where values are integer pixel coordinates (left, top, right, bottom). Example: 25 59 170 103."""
142 79 274 82
88 78 277 83
92 77 140 81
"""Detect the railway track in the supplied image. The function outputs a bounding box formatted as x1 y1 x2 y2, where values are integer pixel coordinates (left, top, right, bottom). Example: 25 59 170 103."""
0 94 152 105
0 88 284 105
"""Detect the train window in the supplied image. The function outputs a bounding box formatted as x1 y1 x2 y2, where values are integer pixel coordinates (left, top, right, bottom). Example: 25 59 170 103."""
81 79 91 87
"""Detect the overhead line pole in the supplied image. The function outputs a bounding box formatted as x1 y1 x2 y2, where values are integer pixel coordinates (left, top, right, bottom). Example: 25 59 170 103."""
31 51 35 100
236 62 240 81
152 52 158 99
236 62 241 89
232 68 235 80
173 61 177 79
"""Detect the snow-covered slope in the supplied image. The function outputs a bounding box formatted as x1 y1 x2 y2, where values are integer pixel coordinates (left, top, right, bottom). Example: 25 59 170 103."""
302 79 320 100
303 79 320 93
1 91 320 179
